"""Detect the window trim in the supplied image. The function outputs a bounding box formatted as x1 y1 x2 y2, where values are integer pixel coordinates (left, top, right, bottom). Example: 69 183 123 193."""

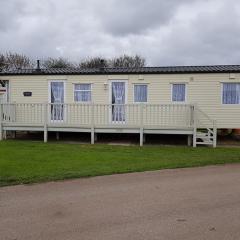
133 84 148 103
74 83 92 103
221 82 240 105
171 83 187 103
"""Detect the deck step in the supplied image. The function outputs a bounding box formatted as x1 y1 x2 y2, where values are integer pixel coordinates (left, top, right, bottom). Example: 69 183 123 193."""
195 131 214 146
196 141 213 145
196 132 211 136
196 136 213 140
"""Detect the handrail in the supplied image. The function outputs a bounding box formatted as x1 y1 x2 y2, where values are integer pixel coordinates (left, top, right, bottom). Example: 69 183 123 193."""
193 106 217 147
9 102 192 106
0 103 194 128
196 107 215 124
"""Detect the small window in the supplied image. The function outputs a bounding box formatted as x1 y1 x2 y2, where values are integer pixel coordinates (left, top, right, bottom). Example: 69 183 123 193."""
172 84 186 102
74 84 92 102
134 84 147 103
222 83 240 104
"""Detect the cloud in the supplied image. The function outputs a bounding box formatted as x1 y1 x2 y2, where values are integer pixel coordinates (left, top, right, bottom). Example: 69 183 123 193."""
0 1 24 31
0 0 240 65
95 0 194 36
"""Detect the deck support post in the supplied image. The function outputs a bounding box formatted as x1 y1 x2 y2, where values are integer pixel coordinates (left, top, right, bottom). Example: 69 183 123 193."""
143 133 146 144
56 132 60 140
3 131 7 140
12 131 16 139
91 104 95 144
187 135 192 146
193 104 197 147
94 133 98 142
43 103 48 143
139 104 144 147
140 128 144 146
193 128 197 147
0 103 2 141
91 128 94 144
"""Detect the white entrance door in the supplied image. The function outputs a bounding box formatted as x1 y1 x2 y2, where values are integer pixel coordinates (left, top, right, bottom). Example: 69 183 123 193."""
0 81 9 103
49 81 65 121
0 81 10 121
110 81 127 123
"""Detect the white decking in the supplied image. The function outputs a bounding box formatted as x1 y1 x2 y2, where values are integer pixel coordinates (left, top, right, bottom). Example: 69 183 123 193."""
0 103 217 147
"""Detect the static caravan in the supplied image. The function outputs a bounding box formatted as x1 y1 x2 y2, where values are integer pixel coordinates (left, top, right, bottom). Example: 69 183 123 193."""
0 64 240 147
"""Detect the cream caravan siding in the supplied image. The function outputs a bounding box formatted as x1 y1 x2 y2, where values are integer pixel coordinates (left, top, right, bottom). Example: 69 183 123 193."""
0 73 240 128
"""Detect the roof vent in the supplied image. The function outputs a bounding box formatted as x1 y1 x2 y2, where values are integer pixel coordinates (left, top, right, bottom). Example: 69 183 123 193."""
99 59 105 72
36 60 41 72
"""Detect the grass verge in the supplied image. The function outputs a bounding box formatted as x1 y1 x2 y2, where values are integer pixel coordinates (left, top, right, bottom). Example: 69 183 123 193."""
1 140 240 186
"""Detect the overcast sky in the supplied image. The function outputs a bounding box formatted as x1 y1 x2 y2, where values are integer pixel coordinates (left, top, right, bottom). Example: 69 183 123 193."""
0 0 240 66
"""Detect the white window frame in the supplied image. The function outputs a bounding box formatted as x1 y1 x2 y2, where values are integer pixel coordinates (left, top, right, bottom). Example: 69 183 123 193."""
109 80 128 105
221 82 240 105
0 80 10 103
74 83 92 103
108 80 128 124
171 83 187 103
133 84 148 103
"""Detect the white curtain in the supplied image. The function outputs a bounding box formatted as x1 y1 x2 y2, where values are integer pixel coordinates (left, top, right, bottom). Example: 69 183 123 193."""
172 84 186 102
75 84 91 102
112 82 125 122
51 82 64 120
51 82 64 103
134 85 147 102
223 83 240 104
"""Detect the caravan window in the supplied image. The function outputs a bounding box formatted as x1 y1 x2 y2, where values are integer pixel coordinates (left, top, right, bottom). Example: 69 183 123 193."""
172 84 186 102
134 84 148 103
74 84 92 102
222 83 240 104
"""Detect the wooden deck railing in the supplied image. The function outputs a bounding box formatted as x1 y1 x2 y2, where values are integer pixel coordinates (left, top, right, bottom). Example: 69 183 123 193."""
0 103 218 147
0 103 194 128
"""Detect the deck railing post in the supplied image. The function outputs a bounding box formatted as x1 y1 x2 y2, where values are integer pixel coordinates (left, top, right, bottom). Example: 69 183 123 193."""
12 102 16 122
43 103 48 143
193 104 197 147
140 104 144 146
91 103 95 144
190 104 194 127
213 120 217 148
0 103 2 140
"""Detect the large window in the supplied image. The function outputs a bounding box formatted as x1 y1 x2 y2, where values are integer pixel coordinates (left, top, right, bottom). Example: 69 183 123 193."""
222 83 240 104
172 84 186 102
134 84 148 103
74 84 92 102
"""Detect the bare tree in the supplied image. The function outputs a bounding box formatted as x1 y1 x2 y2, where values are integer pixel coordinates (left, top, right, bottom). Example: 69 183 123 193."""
0 53 146 71
110 55 145 68
42 57 75 68
79 55 145 69
2 52 34 70
0 54 5 70
79 57 107 69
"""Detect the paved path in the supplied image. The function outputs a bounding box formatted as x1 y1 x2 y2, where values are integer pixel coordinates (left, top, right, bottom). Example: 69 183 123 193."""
1 164 240 240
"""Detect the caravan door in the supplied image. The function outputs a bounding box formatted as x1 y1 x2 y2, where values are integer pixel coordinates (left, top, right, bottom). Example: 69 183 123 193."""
49 81 65 122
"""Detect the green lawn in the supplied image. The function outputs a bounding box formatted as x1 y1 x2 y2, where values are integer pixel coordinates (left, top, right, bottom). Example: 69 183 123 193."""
0 140 240 187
